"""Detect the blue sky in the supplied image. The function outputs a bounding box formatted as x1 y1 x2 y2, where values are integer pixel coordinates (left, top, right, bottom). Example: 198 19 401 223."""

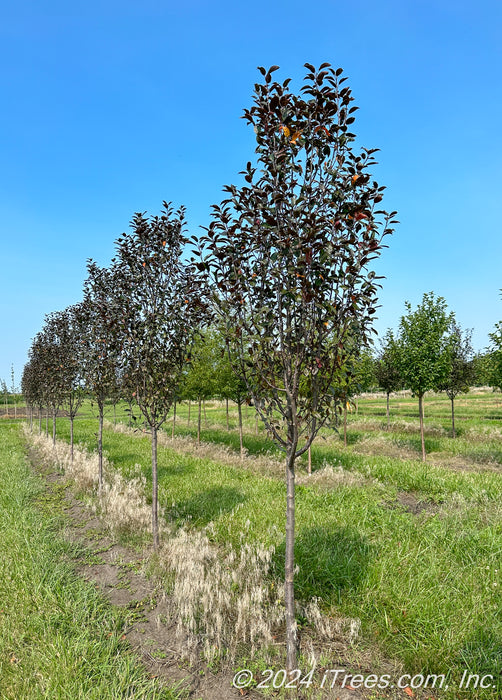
1 0 501 386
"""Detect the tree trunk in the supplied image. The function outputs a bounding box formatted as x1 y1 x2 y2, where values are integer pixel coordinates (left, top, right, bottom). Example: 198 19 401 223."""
98 401 104 494
188 399 191 426
38 408 42 434
418 393 426 462
151 424 159 550
285 442 298 672
237 400 244 460
203 398 207 426
451 396 456 439
255 410 258 436
308 444 312 476
70 416 74 464
226 398 229 430
343 404 347 446
29 406 33 432
45 409 49 438
52 409 57 446
386 392 390 430
172 399 177 440
113 403 117 425
355 397 358 415
197 397 202 446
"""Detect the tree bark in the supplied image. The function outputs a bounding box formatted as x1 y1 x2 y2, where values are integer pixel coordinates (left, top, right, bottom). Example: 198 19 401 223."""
113 403 117 425
98 401 104 494
70 416 74 464
255 410 258 436
285 441 298 672
308 444 312 475
52 409 57 446
451 397 456 439
226 397 229 430
343 404 347 446
151 424 159 550
197 397 202 446
386 392 390 430
237 400 244 460
418 393 426 462
172 399 177 440
45 409 49 438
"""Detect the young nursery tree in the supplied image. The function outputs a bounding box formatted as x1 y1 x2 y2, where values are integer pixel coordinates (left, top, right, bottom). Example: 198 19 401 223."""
81 263 123 492
439 323 474 437
183 330 218 445
114 202 208 549
375 329 402 428
197 63 396 670
396 292 454 460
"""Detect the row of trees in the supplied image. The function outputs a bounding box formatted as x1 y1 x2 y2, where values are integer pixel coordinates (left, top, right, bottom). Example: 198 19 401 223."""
22 62 502 671
23 63 399 671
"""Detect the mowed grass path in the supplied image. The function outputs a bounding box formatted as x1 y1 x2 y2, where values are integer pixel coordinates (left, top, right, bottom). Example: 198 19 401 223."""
0 422 179 700
51 395 502 697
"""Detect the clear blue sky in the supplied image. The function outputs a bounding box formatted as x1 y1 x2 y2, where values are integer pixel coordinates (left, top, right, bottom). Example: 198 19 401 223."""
1 0 501 387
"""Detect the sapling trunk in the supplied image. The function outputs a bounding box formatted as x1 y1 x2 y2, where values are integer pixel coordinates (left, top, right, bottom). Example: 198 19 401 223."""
151 424 159 549
226 397 229 430
197 397 202 446
386 392 390 430
343 404 347 446
308 444 312 475
45 409 49 437
418 393 426 461
237 400 244 460
52 409 57 446
188 399 191 426
70 416 74 463
98 400 104 493
451 396 456 439
285 441 298 672
172 399 177 440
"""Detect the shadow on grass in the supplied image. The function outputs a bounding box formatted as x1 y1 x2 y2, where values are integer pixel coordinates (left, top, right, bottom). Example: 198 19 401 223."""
172 425 280 457
274 525 374 603
172 486 247 526
457 627 502 680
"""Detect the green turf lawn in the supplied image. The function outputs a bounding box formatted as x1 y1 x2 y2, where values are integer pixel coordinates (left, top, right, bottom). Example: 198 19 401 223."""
0 421 180 700
41 389 502 698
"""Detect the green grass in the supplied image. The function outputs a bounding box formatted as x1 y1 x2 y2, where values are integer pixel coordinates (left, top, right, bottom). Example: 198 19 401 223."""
32 391 502 697
0 422 181 700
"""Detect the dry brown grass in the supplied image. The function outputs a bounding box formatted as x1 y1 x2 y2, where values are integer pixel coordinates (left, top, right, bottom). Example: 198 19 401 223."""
25 427 152 536
26 425 362 668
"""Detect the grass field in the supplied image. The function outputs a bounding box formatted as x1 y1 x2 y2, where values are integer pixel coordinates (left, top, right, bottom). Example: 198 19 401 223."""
12 389 502 698
0 422 181 699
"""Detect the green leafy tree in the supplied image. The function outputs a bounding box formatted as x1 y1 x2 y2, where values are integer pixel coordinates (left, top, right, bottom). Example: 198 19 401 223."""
439 323 474 437
115 202 208 548
375 329 402 428
488 318 502 392
198 63 396 670
81 263 123 492
183 330 219 445
396 292 455 460
472 351 495 387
